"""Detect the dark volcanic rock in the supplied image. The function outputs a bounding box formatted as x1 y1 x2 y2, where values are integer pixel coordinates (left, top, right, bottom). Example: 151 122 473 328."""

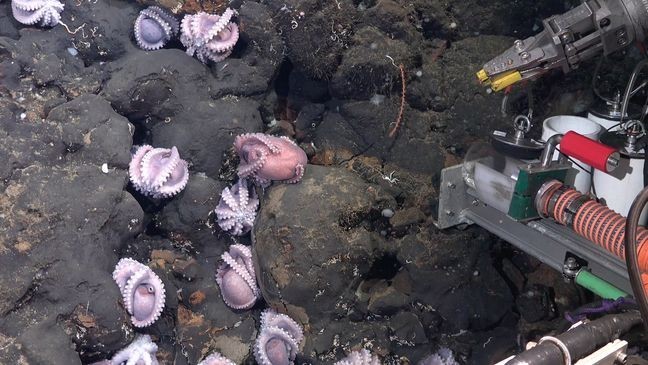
397 229 514 331
268 0 357 80
0 29 104 99
314 101 445 175
158 172 225 246
47 94 135 168
149 98 263 178
102 49 215 121
330 26 412 100
0 164 143 363
0 2 19 39
212 2 285 97
254 165 393 323
59 0 140 63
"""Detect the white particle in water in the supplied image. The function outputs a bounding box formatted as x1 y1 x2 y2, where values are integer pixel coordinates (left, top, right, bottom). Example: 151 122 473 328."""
19 113 26 120
101 163 109 173
415 70 423 77
370 94 386 106
381 208 394 218
450 22 457 29
67 47 78 56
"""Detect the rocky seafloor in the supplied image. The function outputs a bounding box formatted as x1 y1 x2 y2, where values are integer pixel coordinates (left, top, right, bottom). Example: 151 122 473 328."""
0 0 608 363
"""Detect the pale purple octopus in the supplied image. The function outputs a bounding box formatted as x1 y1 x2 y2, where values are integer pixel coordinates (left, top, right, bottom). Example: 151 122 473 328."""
134 6 179 50
418 348 458 365
234 133 308 187
254 309 304 365
215 179 259 236
109 335 159 365
11 0 64 27
198 352 237 365
180 8 240 63
129 145 189 199
113 258 166 328
89 334 159 365
216 244 260 310
334 349 381 365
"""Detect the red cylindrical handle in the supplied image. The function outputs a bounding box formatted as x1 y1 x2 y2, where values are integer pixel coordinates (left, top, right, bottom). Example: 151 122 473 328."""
560 131 617 172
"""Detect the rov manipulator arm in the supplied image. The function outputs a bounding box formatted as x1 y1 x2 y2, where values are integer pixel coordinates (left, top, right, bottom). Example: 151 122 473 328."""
477 0 648 91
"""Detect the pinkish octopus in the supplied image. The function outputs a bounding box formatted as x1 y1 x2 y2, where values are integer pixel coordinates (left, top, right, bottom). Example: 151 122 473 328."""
113 258 166 328
216 244 260 310
234 133 308 187
11 0 64 27
215 179 259 236
90 334 159 365
129 145 189 199
334 349 381 365
254 309 304 365
180 8 240 63
134 6 179 50
198 352 236 365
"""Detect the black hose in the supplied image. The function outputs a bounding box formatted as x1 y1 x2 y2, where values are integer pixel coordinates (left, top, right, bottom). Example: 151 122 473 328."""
505 311 642 365
625 186 648 332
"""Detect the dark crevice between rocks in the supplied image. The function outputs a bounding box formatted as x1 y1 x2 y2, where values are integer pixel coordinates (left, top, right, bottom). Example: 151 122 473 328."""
365 253 401 281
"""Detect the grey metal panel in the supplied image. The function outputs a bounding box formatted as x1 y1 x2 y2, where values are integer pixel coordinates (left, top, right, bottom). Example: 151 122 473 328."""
461 205 632 294
436 165 474 229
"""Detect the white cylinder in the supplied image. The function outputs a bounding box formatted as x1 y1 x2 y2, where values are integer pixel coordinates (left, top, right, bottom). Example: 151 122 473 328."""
541 116 603 194
592 152 648 224
587 112 622 131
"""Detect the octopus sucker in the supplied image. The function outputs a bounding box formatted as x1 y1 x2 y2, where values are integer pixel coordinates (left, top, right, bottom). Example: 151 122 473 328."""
112 258 166 328
234 133 308 187
215 244 260 309
180 8 239 63
254 309 304 365
134 6 179 51
129 145 189 199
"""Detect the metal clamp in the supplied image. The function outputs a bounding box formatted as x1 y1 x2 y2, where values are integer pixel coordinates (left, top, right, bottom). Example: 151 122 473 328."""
539 336 572 365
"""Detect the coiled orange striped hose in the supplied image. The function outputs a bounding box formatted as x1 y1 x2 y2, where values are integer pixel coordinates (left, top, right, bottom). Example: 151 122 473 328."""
537 180 648 293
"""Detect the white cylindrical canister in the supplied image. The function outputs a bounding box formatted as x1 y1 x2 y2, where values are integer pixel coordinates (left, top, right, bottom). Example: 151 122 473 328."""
542 115 603 194
592 150 647 224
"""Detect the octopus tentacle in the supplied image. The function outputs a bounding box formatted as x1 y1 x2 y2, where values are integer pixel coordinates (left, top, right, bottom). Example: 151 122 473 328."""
153 159 189 198
260 310 304 345
129 145 153 189
110 335 159 365
140 147 180 189
215 244 259 309
214 179 258 235
11 0 63 27
134 7 178 51
112 258 147 291
205 23 240 53
334 349 381 365
129 145 188 198
198 352 237 365
254 326 300 365
122 267 165 327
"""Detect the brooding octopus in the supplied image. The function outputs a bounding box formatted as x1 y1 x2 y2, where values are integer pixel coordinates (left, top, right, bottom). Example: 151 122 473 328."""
134 6 179 50
254 309 304 365
214 179 259 236
334 349 382 365
216 244 260 310
234 133 308 187
112 258 166 328
180 8 240 63
11 0 64 27
90 334 159 365
198 352 237 365
129 145 189 199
